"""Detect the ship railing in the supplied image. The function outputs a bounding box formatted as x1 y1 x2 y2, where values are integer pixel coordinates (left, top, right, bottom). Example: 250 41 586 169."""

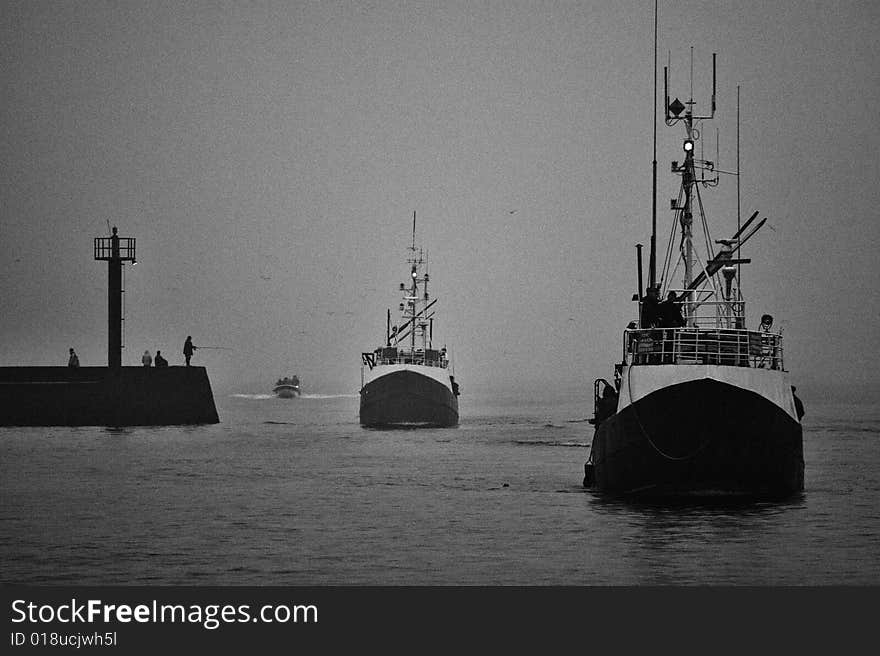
623 328 783 370
374 350 449 369
674 297 747 328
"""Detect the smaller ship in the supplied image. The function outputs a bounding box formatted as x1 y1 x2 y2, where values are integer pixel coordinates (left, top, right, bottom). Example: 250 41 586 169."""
359 212 460 428
273 375 301 398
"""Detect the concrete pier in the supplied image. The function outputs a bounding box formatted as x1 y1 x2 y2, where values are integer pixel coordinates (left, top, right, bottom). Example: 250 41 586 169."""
0 366 219 426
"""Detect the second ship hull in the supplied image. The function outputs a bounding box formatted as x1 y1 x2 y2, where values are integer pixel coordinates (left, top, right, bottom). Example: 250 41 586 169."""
588 372 804 498
360 366 458 428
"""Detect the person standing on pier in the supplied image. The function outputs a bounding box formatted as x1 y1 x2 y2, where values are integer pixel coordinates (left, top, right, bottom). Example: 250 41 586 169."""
68 348 80 368
183 336 197 366
142 350 152 367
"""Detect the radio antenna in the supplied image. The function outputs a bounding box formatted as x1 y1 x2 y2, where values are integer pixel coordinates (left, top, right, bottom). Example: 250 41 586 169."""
737 85 742 295
649 0 659 291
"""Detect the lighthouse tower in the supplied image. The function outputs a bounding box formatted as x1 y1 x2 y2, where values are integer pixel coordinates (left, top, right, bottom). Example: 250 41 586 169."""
93 226 136 368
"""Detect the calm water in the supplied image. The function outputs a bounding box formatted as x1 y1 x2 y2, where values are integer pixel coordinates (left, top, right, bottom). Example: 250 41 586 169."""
1 389 878 585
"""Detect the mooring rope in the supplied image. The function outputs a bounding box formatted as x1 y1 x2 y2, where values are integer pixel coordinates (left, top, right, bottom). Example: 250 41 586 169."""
625 363 714 462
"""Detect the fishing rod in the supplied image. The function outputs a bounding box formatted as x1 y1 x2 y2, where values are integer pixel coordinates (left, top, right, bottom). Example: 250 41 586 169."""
195 346 234 350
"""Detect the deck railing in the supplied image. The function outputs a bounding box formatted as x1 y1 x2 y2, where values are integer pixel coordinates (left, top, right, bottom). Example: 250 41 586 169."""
623 328 783 370
364 347 449 369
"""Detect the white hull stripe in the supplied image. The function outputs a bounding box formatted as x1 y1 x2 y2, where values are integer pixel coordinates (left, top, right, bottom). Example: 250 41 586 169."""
618 364 798 421
363 363 454 392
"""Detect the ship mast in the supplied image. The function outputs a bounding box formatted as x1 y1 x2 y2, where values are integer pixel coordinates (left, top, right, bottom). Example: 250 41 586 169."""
664 49 718 323
649 0 658 291
394 211 433 354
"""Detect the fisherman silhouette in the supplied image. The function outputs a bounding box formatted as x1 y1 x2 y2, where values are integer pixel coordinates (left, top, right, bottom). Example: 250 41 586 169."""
154 350 168 367
183 336 197 366
68 348 80 368
142 350 152 367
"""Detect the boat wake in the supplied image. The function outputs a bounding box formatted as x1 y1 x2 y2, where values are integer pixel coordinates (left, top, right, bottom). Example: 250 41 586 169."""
513 439 589 448
300 393 359 400
231 392 357 400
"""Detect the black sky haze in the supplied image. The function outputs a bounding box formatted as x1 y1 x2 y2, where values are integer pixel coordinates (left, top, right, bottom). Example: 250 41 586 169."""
1 1 878 400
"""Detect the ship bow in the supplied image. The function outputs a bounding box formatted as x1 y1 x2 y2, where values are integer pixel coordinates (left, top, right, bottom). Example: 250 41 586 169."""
360 368 458 428
592 377 803 497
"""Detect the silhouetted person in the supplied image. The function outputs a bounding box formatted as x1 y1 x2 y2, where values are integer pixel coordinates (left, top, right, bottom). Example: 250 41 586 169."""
154 350 168 367
792 386 805 421
658 291 685 363
638 286 663 364
641 286 661 328
183 336 197 366
68 348 80 368
759 313 777 368
142 350 152 367
595 385 618 423
659 291 685 328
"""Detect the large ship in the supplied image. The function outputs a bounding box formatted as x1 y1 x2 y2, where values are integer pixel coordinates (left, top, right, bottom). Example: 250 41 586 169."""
583 35 804 497
360 213 460 428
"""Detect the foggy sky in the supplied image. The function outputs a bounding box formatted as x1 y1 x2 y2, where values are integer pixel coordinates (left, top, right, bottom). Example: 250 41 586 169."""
1 1 878 399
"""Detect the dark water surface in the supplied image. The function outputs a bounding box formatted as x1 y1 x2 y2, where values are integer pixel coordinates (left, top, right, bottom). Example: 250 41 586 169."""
2 390 878 584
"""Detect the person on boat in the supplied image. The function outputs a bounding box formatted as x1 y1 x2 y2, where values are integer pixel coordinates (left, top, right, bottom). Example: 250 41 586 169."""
758 314 779 368
142 350 152 367
595 385 618 423
68 348 80 368
154 350 168 367
792 386 805 421
658 291 685 363
659 291 685 328
637 286 663 364
183 336 197 366
640 286 661 328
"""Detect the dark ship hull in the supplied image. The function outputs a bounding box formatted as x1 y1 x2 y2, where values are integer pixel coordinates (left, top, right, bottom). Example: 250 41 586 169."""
360 369 458 428
587 378 803 498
